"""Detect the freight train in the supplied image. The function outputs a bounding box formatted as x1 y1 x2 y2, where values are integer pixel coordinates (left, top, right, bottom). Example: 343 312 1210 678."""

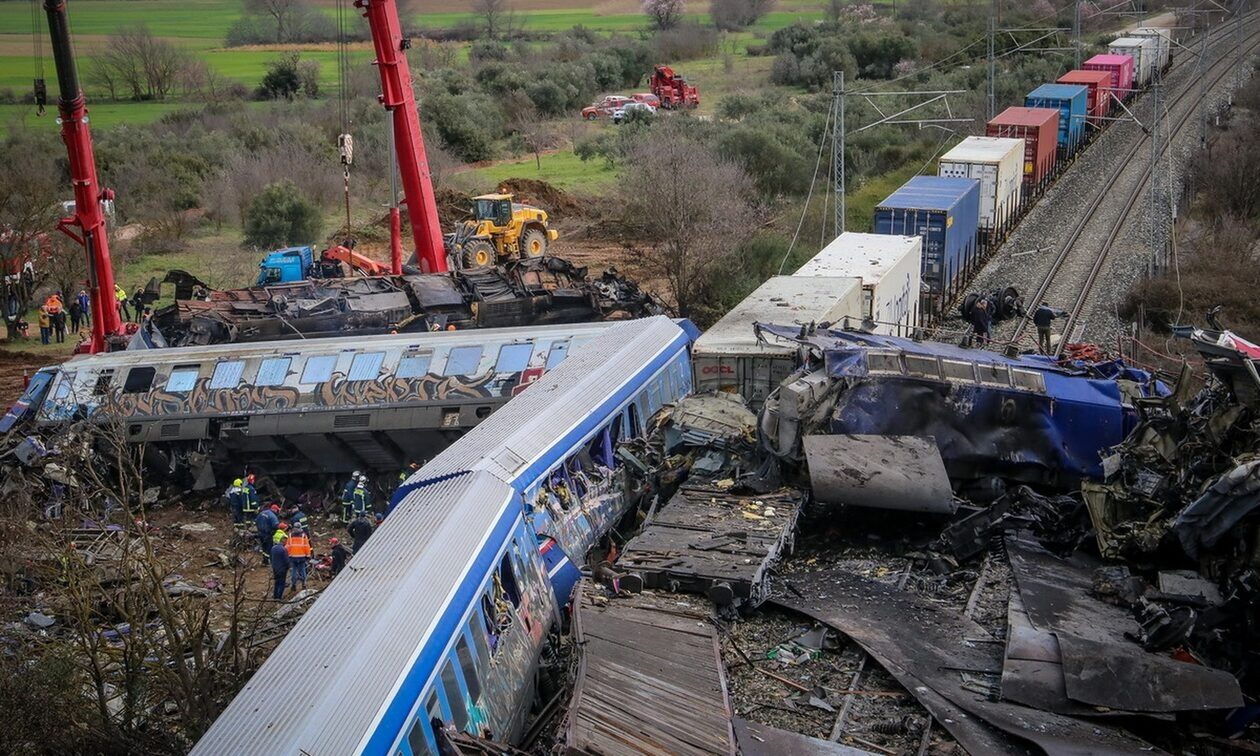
860 25 1179 317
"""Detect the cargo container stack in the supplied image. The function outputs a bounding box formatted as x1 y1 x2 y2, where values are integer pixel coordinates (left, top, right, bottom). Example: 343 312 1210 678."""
1110 37 1157 88
1057 69 1114 126
1083 54 1134 103
1129 27 1172 73
1025 83 1089 159
792 232 923 339
986 106 1060 199
937 137 1023 248
873 176 980 316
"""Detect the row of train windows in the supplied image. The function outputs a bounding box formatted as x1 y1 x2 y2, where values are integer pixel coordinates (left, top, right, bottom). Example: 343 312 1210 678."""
113 340 571 394
405 540 534 756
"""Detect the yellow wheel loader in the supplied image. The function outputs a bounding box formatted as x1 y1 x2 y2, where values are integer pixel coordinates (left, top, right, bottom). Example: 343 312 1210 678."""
447 194 558 269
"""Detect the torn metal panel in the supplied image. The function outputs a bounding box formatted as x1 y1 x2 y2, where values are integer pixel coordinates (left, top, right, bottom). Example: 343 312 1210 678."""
804 434 954 514
775 567 1162 756
1171 459 1260 559
1005 536 1243 713
733 718 880 756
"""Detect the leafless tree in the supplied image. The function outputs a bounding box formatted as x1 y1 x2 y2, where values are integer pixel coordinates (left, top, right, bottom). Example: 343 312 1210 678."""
89 25 190 101
472 0 516 39
643 0 687 30
246 0 303 43
0 129 62 342
710 0 775 30
508 96 554 171
617 135 760 321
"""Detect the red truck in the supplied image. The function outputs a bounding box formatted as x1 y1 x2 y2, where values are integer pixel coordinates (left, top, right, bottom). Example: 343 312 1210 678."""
649 65 699 109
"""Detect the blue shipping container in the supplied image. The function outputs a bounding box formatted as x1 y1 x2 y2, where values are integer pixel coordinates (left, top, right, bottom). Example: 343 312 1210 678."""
1025 83 1088 153
873 175 981 297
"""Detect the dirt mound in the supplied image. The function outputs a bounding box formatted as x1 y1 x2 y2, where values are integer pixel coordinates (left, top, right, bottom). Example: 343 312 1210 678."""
0 350 52 406
435 187 474 228
494 178 586 220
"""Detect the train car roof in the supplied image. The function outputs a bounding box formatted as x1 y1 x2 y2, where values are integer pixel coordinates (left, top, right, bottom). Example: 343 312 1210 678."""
409 315 691 491
53 320 619 371
191 471 519 756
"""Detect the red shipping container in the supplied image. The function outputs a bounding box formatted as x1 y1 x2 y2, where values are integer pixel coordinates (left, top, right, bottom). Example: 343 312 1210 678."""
1083 54 1134 102
986 106 1059 194
1057 69 1113 124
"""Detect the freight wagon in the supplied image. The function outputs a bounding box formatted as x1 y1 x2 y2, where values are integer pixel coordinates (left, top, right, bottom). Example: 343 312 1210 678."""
937 136 1024 245
793 232 923 337
1057 69 1114 126
1129 27 1173 73
1082 54 1133 103
873 177 979 310
1025 83 1089 157
986 107 1060 198
1110 37 1157 87
692 275 862 407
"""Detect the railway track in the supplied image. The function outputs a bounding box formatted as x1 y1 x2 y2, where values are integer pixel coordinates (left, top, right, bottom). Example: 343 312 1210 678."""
1004 12 1259 354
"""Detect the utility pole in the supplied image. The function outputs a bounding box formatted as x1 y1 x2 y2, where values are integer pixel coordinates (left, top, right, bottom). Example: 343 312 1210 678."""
833 71 845 238
1148 72 1165 277
987 0 996 120
1073 0 1082 68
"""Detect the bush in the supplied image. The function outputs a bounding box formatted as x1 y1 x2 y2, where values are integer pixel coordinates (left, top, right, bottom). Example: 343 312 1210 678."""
718 126 810 196
258 55 303 100
711 0 776 31
469 39 511 63
423 91 504 162
243 180 323 249
653 22 720 61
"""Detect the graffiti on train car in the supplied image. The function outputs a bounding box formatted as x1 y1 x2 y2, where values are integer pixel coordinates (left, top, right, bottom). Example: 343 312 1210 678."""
111 380 303 417
313 370 499 408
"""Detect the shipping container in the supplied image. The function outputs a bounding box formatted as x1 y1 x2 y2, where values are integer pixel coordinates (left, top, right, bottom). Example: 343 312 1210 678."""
1128 27 1172 72
794 232 923 337
1025 83 1088 156
937 136 1023 242
1083 53 1134 101
986 106 1060 195
692 275 863 406
1110 37 1157 87
872 176 979 303
1057 69 1114 124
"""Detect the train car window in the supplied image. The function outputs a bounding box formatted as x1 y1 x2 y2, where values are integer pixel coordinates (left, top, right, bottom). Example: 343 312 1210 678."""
398 353 433 378
300 355 338 384
444 346 483 376
498 553 521 607
407 718 433 756
439 661 469 730
349 352 386 381
1011 368 1046 393
92 370 114 396
122 367 156 393
470 608 493 665
209 361 245 389
480 594 502 651
426 691 442 726
546 341 569 368
977 364 1011 386
905 355 941 380
495 343 534 373
866 352 902 374
166 365 200 392
455 634 482 702
256 357 291 386
627 401 642 437
941 359 977 382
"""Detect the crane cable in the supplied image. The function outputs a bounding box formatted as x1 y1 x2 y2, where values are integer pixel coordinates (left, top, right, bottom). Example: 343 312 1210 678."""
336 0 353 236
30 0 46 115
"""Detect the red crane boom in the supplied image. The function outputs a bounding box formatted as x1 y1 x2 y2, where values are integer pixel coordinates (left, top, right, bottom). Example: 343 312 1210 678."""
354 0 448 274
43 0 123 353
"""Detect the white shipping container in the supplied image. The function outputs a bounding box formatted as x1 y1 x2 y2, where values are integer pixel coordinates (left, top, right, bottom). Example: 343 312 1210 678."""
937 136 1023 236
692 275 863 406
794 232 922 337
1128 27 1172 72
1110 37 1156 87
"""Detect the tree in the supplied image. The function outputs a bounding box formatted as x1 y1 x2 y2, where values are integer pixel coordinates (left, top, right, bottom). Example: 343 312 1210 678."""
472 0 516 39
243 180 323 249
258 54 303 100
643 0 686 30
710 0 775 31
0 129 63 342
87 25 189 101
246 0 302 43
617 134 760 323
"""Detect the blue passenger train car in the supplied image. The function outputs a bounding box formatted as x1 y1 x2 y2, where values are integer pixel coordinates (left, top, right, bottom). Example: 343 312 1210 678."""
1025 83 1089 156
191 316 697 756
873 175 981 303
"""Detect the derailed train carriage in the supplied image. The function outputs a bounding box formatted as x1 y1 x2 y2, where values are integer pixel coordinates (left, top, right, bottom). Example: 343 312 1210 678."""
191 316 697 755
10 321 627 482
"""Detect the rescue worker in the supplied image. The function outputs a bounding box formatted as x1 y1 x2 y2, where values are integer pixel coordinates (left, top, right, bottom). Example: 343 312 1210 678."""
347 512 374 553
289 504 310 536
255 504 280 562
115 283 130 321
330 537 351 576
242 474 260 516
226 478 246 525
1033 301 1066 355
76 290 90 327
273 521 289 545
351 480 371 519
286 526 312 593
37 306 50 345
970 297 992 346
270 537 290 600
340 472 361 521
68 297 82 334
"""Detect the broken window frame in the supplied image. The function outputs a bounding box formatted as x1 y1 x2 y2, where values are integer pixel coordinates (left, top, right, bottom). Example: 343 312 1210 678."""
469 604 493 667
122 366 156 394
438 659 469 731
454 632 482 704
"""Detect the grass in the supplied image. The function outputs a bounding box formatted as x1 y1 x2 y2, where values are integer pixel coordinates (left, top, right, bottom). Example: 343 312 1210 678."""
458 148 617 195
0 101 195 129
0 1 241 42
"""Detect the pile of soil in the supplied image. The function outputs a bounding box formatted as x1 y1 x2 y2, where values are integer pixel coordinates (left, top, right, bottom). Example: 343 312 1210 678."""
496 178 587 220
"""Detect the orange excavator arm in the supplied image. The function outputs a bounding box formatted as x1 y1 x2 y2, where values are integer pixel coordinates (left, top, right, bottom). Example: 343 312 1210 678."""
323 245 391 277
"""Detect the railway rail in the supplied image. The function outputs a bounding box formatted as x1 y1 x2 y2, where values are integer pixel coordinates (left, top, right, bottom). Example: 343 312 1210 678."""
1004 12 1258 354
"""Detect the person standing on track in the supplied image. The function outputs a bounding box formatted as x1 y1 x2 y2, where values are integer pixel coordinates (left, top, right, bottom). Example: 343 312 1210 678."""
969 298 992 346
1034 302 1067 355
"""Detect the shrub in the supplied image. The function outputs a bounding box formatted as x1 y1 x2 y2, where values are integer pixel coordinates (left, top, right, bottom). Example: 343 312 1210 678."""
423 91 504 162
711 0 776 31
469 39 511 63
258 55 303 100
653 22 720 61
243 180 323 249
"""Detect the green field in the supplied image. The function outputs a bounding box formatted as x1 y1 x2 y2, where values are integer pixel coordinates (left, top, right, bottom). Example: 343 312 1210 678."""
0 0 242 42
460 148 616 195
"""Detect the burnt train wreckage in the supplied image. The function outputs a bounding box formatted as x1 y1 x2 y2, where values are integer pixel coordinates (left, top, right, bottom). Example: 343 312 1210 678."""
147 258 662 348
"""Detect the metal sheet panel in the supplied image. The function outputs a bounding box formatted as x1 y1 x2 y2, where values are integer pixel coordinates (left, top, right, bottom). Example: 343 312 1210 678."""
804 434 955 513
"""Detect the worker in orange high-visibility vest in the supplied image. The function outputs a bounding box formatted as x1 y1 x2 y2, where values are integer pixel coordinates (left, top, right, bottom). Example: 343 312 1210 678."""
285 527 313 594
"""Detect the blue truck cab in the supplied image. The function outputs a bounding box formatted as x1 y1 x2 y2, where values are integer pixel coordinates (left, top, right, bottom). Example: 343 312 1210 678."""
256 246 314 286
